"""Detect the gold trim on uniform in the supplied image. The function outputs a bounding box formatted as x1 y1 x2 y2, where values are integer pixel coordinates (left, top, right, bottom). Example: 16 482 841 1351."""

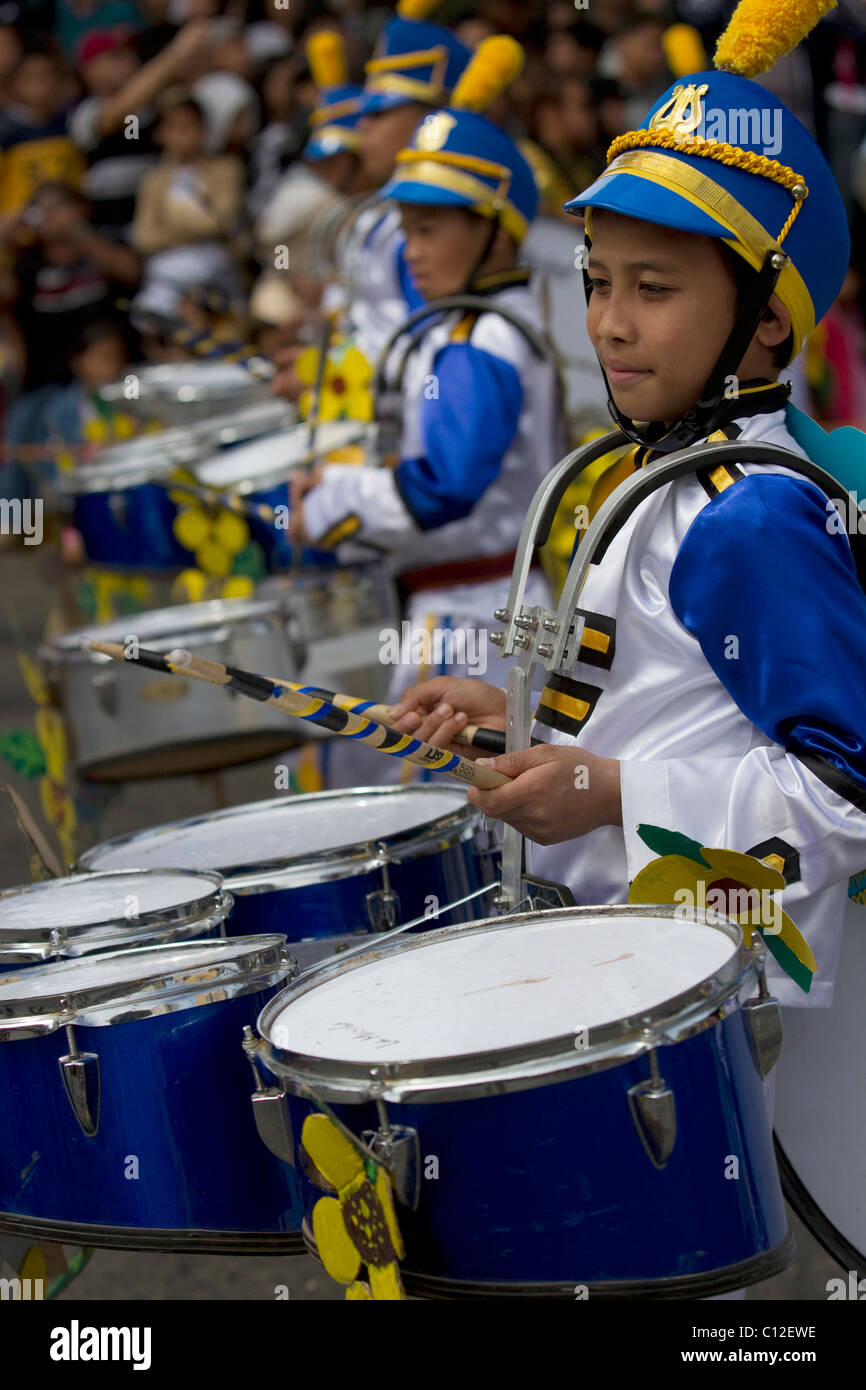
317 513 363 548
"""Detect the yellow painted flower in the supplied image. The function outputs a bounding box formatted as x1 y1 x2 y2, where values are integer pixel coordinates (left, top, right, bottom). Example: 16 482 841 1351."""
629 826 816 994
171 569 256 604
172 498 250 579
296 339 374 423
302 1112 405 1301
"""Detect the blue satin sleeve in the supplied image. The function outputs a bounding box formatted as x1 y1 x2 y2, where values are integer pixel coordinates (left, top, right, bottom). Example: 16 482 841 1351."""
669 471 866 809
394 342 523 531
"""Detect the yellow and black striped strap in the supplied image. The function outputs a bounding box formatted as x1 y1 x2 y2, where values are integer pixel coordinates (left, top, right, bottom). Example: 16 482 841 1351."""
534 673 603 739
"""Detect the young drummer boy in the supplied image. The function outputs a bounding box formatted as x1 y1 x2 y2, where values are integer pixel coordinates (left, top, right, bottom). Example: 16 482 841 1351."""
289 41 562 783
391 21 866 1010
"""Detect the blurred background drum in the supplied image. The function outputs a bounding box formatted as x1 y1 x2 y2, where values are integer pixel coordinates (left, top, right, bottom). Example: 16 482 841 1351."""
41 595 305 780
193 419 370 571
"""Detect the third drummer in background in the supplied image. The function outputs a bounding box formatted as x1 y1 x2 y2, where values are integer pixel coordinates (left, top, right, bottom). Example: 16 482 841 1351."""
288 37 565 788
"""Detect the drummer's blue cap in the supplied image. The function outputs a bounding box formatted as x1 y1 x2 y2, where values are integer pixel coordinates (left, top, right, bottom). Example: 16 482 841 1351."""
304 31 363 161
564 69 849 361
383 35 537 244
358 5 471 118
305 84 364 161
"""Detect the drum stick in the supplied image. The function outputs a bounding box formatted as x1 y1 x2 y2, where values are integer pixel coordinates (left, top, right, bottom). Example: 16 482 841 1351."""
274 684 508 756
160 479 276 524
84 641 511 790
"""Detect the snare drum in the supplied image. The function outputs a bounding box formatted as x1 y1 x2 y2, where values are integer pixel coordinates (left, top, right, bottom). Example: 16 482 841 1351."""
81 787 499 968
0 870 231 970
0 937 303 1250
251 905 793 1297
194 420 369 570
56 433 206 570
42 595 304 781
100 361 270 425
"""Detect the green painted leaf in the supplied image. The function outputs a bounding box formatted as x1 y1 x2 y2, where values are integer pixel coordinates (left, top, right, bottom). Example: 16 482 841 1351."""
637 823 710 867
231 542 266 581
0 730 47 779
756 926 813 995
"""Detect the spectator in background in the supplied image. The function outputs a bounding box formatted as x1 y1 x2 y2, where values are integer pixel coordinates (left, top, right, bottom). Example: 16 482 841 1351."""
0 24 22 105
590 75 629 150
193 68 260 155
545 21 606 80
52 0 146 60
10 181 138 393
37 317 130 468
454 16 496 50
526 76 602 218
597 10 671 131
0 43 84 221
247 53 308 221
130 93 244 325
69 20 216 238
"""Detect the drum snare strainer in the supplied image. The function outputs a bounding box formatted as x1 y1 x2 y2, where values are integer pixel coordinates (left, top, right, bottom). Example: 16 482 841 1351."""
250 905 793 1298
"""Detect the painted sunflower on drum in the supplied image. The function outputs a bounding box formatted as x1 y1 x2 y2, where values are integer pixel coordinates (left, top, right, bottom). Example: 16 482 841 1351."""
301 1113 405 1301
295 338 374 425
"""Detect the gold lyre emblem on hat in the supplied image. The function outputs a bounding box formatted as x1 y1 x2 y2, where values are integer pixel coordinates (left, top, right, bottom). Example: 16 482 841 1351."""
415 111 458 152
648 83 709 141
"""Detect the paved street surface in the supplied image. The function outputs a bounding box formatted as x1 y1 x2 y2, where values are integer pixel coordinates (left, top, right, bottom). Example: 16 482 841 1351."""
0 547 842 1302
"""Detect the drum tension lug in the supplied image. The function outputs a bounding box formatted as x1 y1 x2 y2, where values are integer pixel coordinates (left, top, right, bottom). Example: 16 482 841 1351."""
58 1025 101 1138
363 1095 420 1211
627 1044 676 1169
366 857 400 932
743 971 783 1079
242 1027 295 1167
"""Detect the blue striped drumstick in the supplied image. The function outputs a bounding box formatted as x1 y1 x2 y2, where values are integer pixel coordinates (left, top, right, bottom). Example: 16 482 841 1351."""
85 641 510 789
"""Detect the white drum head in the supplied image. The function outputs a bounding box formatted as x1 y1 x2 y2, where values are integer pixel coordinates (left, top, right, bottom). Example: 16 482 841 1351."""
269 913 737 1060
195 421 366 490
0 870 218 932
81 788 471 876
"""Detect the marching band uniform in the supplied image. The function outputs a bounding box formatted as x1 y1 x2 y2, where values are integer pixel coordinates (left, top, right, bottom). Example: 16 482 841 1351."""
530 60 866 1011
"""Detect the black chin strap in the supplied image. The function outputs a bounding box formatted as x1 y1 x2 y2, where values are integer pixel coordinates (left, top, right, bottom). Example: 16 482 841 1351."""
583 245 792 454
463 211 503 295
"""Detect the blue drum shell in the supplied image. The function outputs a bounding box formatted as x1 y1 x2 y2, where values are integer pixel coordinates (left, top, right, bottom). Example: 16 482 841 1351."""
74 483 192 570
226 837 499 942
0 989 302 1240
243 479 340 573
290 1006 787 1291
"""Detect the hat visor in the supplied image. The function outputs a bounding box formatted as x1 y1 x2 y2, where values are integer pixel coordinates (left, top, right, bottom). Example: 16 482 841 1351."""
357 90 422 118
383 177 473 213
565 169 730 242
305 132 359 161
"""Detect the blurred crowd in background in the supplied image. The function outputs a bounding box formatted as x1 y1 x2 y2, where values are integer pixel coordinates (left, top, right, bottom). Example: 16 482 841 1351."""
1 0 866 501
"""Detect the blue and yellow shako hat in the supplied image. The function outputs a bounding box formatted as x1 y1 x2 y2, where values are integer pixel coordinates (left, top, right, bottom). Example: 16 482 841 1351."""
359 0 471 117
566 0 848 367
304 31 362 161
384 36 538 245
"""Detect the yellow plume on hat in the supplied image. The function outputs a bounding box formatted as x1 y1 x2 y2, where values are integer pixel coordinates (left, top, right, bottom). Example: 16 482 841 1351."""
451 35 525 113
306 30 348 90
397 0 441 19
663 23 708 79
714 0 837 78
